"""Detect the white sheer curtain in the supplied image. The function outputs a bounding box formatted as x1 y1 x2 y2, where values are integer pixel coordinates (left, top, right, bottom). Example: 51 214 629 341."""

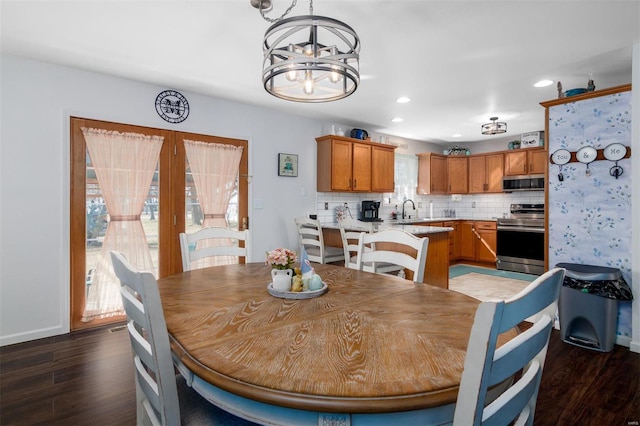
184 140 243 269
81 128 163 322
394 153 418 202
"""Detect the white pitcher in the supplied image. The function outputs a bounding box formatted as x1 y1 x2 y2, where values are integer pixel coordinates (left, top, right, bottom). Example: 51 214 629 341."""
271 269 293 291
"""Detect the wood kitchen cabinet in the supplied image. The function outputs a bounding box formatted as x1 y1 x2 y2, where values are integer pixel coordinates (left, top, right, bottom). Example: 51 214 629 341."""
444 221 458 259
504 148 546 176
371 145 395 192
455 220 497 265
458 221 475 260
474 221 497 264
417 153 447 194
469 153 504 193
316 135 395 192
447 156 468 194
418 153 468 194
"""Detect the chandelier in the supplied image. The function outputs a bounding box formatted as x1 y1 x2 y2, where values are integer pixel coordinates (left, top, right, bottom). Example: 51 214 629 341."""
481 117 507 135
252 0 360 102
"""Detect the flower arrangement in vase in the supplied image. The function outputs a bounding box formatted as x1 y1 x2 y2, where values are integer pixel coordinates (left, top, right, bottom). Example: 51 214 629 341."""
265 248 298 270
266 248 298 291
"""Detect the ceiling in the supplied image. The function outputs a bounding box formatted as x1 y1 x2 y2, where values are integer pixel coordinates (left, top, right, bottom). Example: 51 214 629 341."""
1 0 638 144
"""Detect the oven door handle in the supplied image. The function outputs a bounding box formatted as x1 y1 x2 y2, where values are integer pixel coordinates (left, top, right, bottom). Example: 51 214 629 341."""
497 225 545 233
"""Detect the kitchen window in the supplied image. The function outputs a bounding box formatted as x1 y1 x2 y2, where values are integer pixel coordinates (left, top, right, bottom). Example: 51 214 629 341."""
393 153 418 202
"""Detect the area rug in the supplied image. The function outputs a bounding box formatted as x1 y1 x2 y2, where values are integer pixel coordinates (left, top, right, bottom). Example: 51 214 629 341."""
449 272 531 302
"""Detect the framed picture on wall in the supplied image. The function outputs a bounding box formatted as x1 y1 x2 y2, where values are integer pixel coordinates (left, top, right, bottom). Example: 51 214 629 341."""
278 153 298 177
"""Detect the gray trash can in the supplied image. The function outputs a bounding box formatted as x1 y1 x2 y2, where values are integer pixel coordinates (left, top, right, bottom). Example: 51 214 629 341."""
556 263 632 352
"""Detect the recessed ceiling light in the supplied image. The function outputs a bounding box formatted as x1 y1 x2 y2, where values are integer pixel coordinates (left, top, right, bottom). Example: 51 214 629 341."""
391 117 404 123
396 96 411 104
452 133 462 138
534 79 554 88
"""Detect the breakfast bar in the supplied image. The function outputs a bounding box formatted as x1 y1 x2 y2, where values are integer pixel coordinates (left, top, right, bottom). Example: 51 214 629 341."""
322 222 453 288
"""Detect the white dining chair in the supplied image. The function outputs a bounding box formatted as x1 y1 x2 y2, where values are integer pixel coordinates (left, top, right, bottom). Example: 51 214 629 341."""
111 251 255 426
295 217 345 264
180 227 251 271
338 218 404 275
355 228 429 283
453 267 565 426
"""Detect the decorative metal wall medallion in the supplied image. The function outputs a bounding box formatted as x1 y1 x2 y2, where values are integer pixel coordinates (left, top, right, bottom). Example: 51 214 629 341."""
155 90 190 123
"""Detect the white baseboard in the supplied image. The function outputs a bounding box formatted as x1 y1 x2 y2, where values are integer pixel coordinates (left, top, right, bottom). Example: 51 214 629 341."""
0 325 65 347
615 335 631 348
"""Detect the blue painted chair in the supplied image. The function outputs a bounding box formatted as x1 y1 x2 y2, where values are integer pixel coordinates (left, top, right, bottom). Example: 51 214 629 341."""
110 251 255 425
453 267 565 425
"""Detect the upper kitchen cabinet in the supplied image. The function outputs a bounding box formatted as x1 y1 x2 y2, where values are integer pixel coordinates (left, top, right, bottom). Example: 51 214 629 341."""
316 135 395 193
447 156 468 194
417 153 447 194
417 153 468 194
469 153 504 193
504 147 547 176
371 145 395 192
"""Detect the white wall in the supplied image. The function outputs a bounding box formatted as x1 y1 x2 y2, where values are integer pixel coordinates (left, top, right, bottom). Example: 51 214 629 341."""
0 54 325 345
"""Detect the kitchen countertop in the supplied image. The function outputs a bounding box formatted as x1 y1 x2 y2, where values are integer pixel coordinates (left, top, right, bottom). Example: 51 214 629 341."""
386 217 498 224
323 221 453 234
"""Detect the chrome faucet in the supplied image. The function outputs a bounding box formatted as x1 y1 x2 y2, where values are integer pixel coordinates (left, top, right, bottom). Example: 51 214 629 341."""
402 199 415 219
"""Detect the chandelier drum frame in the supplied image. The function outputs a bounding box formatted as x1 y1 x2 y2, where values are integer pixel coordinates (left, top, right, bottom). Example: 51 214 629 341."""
481 116 508 135
262 14 360 102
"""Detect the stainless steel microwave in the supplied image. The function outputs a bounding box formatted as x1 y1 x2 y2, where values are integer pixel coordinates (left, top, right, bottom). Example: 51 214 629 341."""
502 174 545 192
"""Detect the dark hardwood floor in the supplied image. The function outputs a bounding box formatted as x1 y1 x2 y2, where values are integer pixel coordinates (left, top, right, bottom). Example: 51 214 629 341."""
1 323 638 425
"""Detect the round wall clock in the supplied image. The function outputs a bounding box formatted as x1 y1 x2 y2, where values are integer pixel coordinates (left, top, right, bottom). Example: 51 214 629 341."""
155 90 190 123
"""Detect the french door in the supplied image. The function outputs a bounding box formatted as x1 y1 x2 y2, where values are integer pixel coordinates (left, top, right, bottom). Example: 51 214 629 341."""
70 117 248 330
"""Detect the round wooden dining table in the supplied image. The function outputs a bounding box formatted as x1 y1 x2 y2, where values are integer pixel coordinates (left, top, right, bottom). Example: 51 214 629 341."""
158 263 516 425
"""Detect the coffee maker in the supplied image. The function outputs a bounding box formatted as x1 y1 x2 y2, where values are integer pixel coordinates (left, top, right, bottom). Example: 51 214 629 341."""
361 200 382 222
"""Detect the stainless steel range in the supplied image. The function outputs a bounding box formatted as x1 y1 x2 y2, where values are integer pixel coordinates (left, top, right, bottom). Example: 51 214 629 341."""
496 203 545 275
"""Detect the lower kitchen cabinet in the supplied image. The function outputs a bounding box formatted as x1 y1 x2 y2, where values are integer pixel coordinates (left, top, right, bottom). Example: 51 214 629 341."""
444 221 458 259
453 220 497 266
474 221 497 264
458 221 475 260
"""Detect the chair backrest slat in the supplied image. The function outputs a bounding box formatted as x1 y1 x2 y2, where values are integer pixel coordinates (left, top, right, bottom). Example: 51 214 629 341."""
179 227 251 271
355 228 428 282
338 218 373 269
295 217 345 264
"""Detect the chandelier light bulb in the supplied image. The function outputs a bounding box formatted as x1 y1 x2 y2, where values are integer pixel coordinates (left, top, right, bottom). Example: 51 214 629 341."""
330 68 341 83
304 70 314 94
286 44 298 81
286 66 298 81
329 47 342 83
304 43 314 57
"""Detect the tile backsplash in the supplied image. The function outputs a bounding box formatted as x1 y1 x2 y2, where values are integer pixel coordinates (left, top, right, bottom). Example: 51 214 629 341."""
316 191 545 224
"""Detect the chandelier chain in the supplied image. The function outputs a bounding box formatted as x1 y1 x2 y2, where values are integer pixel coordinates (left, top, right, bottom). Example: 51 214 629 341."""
259 0 299 23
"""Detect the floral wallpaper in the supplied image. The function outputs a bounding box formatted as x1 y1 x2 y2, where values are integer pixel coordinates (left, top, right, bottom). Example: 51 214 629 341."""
548 89 632 341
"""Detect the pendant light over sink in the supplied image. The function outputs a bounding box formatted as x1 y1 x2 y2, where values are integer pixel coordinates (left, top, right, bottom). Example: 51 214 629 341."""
481 117 507 135
252 0 360 102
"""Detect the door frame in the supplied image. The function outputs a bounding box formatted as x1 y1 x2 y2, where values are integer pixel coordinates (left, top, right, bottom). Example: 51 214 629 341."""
70 117 249 330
